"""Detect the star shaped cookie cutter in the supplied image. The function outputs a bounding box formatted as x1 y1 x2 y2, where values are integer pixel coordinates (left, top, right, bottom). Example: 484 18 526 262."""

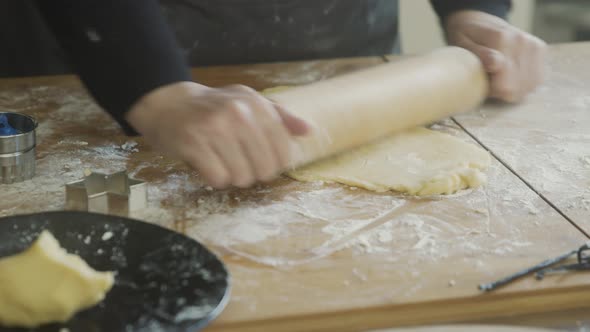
65 171 147 216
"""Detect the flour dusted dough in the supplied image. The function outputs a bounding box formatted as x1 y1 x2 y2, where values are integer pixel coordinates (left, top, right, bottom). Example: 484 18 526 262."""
287 127 491 195
261 82 491 196
0 231 114 328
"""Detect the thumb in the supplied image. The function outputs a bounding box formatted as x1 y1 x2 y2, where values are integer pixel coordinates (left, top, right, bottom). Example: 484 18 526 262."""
274 104 310 136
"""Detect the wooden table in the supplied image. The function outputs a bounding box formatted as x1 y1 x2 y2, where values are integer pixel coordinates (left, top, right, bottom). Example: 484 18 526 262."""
454 42 590 234
1 43 589 332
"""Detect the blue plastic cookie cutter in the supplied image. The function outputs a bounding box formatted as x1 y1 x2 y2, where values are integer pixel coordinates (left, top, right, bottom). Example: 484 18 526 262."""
0 114 19 136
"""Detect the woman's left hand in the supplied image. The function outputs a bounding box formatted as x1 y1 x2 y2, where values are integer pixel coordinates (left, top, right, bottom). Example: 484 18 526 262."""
445 10 548 102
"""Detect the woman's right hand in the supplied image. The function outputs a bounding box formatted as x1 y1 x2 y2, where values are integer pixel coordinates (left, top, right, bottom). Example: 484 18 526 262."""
126 81 310 189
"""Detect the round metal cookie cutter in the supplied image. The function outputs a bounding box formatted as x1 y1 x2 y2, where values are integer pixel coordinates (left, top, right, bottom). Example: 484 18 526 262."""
0 112 37 184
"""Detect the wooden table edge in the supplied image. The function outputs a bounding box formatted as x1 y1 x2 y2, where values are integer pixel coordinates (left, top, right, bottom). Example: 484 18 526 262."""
207 284 590 332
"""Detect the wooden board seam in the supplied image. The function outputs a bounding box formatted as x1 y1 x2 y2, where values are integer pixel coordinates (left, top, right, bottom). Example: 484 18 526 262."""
449 118 590 239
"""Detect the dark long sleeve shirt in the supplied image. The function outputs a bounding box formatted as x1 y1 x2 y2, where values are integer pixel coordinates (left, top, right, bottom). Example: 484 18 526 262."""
431 0 511 20
30 0 511 134
34 0 191 134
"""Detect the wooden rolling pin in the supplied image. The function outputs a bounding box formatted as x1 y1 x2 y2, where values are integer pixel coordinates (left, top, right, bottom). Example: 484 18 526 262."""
266 46 489 167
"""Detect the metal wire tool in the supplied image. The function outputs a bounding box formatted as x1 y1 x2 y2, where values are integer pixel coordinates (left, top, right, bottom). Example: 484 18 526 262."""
479 243 590 292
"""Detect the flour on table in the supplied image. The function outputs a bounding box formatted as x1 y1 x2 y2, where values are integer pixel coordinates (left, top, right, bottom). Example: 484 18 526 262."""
121 141 139 153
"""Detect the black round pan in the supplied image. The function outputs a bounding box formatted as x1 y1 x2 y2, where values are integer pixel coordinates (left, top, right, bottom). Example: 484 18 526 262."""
0 211 230 332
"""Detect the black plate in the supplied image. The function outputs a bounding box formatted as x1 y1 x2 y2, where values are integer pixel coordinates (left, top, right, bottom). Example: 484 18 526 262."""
0 211 230 332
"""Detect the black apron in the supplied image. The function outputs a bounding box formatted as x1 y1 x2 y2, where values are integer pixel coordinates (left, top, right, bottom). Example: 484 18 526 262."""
0 0 399 77
0 2 70 77
161 0 400 65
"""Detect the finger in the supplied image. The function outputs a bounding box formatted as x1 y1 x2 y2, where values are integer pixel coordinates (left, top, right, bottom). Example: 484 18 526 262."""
519 39 536 94
225 85 297 168
512 33 540 100
262 105 295 170
239 93 295 171
454 35 515 102
523 37 547 93
210 137 255 188
487 44 520 103
499 33 526 102
274 104 310 136
461 19 514 51
454 35 508 74
533 39 548 87
489 65 519 103
487 31 525 102
232 100 280 181
182 140 231 189
480 48 508 74
456 23 528 102
226 85 310 136
489 70 529 102
248 98 292 176
223 84 261 99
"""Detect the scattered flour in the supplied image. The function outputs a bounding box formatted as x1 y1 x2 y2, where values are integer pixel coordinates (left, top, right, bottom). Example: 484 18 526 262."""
188 204 288 245
101 231 114 241
377 230 393 243
174 304 215 323
0 85 143 215
58 139 88 146
245 61 335 85
121 141 139 153
351 268 368 282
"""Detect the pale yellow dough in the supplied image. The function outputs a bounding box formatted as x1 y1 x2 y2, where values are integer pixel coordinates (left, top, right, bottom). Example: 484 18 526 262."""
261 86 491 195
287 127 491 195
0 231 114 328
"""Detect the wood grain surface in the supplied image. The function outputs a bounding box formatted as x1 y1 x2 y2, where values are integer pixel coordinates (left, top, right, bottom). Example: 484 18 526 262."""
0 45 589 332
433 42 590 235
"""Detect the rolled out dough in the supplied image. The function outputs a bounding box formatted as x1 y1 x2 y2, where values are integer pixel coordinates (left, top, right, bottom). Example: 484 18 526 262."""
287 127 491 195
0 231 114 328
262 86 491 195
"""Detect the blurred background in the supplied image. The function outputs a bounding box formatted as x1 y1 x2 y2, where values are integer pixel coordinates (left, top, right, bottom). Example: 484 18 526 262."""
401 0 590 54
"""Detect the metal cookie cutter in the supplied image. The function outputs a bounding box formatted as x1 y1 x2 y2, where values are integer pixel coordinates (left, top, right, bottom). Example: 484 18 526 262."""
65 171 147 216
0 112 37 184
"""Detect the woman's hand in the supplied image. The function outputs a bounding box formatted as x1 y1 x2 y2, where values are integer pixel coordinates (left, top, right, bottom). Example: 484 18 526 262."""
126 82 309 189
445 10 548 102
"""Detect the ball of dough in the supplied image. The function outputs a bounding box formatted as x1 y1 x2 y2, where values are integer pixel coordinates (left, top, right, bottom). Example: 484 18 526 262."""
0 231 114 328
